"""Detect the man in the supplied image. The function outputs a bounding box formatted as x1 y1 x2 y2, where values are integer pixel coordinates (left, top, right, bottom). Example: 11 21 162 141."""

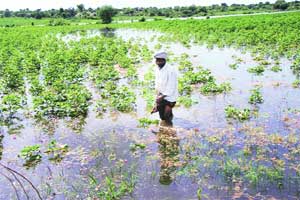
151 52 178 125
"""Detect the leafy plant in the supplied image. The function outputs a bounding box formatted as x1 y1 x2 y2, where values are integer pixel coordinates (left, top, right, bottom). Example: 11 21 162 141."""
44 140 69 162
184 69 215 84
33 84 92 117
270 65 282 72
178 78 193 95
292 79 300 88
260 60 271 65
225 105 251 122
221 159 242 181
138 118 159 128
0 93 23 114
19 145 42 168
177 96 193 107
200 81 231 95
247 65 265 75
130 143 146 151
90 173 137 199
229 63 239 70
48 19 71 26
249 88 264 104
110 86 136 112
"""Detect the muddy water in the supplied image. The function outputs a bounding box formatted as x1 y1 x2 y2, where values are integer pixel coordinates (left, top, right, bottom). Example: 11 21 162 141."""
1 28 300 200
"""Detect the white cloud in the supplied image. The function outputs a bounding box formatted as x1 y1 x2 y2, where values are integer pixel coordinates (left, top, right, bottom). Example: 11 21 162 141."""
0 0 292 11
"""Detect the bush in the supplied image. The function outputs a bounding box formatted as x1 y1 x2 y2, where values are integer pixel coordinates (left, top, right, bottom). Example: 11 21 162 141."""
139 17 146 22
48 19 70 26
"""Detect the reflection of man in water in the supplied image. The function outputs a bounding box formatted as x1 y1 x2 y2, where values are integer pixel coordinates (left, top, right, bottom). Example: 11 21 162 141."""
151 52 179 125
157 125 180 185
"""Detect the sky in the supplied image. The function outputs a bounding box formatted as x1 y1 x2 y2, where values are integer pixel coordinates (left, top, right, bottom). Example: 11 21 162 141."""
0 0 292 11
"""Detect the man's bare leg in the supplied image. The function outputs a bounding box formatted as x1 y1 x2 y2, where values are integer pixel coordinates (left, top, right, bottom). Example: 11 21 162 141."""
163 105 173 126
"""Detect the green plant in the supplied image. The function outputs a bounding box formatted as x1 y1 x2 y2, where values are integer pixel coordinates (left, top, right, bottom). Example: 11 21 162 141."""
44 140 69 162
200 81 231 95
90 173 137 199
222 159 242 181
130 143 146 151
229 63 239 70
0 93 22 114
292 79 300 88
270 65 282 72
225 105 251 121
141 88 156 110
260 60 271 65
177 96 193 107
178 78 193 95
245 166 259 186
291 58 300 74
249 88 264 104
33 84 92 117
138 118 159 128
154 43 162 50
184 69 215 84
48 19 71 26
19 145 42 168
178 60 193 72
110 86 136 112
248 65 265 75
245 165 284 188
139 17 146 22
197 187 202 200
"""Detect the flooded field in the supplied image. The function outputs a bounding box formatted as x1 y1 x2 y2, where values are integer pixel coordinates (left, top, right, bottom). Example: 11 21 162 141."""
1 28 300 200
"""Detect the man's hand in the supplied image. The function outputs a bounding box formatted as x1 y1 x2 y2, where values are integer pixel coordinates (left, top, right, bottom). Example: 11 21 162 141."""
151 106 158 114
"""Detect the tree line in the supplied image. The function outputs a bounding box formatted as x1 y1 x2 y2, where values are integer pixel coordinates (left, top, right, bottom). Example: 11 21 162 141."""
0 0 299 21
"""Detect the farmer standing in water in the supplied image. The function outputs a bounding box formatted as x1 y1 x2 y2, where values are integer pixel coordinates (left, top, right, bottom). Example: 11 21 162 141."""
151 52 179 126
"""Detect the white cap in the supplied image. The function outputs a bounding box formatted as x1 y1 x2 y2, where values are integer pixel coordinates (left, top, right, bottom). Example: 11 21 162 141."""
154 52 167 59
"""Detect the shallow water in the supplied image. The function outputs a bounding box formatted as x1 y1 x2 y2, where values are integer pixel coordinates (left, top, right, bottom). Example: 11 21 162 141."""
1 28 300 199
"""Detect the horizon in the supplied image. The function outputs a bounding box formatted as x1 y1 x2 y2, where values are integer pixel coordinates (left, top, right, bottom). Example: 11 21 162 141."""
0 0 294 11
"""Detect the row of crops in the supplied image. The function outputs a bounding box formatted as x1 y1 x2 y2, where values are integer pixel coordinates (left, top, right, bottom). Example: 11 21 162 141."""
112 11 300 66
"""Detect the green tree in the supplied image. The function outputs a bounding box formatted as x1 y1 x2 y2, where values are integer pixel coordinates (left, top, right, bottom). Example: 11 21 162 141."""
32 9 43 19
273 0 289 10
4 9 11 17
96 6 116 24
77 4 85 13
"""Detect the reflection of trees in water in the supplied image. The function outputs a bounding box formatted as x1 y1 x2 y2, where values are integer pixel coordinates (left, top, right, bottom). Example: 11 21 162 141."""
291 68 300 79
157 124 180 185
34 115 87 134
34 117 58 135
0 115 24 135
65 115 86 133
100 28 116 38
291 59 300 79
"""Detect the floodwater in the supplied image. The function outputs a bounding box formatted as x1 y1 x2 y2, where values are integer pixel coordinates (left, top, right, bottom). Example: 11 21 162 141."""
0 28 300 200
